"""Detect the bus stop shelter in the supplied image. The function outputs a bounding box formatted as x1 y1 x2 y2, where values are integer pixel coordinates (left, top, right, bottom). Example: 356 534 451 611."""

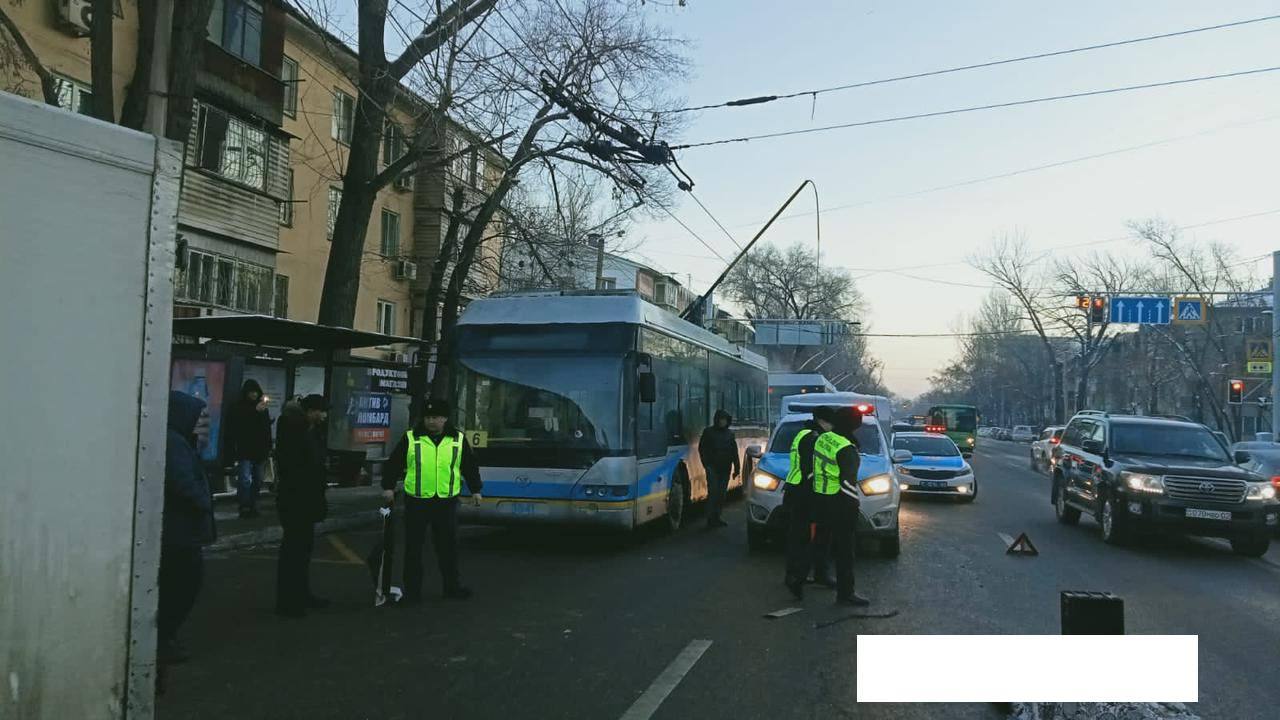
171 315 424 485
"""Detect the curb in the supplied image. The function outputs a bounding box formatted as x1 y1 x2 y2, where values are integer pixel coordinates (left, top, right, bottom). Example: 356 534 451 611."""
209 510 381 552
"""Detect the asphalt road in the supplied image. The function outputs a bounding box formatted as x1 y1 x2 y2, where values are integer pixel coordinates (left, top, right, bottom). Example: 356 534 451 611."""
158 442 1280 720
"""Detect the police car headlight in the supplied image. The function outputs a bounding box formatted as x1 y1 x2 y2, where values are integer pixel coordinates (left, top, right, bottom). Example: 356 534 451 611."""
860 474 893 495
752 472 781 492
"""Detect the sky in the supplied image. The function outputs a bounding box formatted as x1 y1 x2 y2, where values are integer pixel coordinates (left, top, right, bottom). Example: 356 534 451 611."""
617 0 1280 397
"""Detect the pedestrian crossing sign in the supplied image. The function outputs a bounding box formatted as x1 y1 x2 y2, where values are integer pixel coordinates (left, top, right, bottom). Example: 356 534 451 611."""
1173 297 1207 325
1247 339 1272 363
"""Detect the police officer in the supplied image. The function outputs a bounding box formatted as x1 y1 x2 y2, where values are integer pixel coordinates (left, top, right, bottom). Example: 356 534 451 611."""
812 406 870 606
383 398 482 603
783 406 835 600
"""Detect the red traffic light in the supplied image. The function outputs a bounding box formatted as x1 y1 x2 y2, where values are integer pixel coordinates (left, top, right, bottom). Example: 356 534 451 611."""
1092 297 1105 309
1232 381 1244 390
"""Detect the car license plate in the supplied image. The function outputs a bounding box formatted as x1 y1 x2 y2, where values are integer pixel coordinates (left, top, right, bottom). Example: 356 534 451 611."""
921 481 947 489
1185 508 1231 521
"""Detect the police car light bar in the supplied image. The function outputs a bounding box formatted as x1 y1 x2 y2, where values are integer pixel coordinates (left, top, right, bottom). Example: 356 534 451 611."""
925 424 946 433
855 403 875 415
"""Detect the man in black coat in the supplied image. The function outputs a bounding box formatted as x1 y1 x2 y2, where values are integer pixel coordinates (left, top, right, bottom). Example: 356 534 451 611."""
698 409 741 528
783 405 835 599
274 394 330 617
227 379 272 519
159 391 217 664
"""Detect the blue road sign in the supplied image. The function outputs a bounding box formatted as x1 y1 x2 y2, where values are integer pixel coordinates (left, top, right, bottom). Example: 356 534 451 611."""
1109 296 1171 325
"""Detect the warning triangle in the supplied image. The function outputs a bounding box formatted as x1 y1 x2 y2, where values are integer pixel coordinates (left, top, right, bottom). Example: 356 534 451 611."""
1006 532 1039 556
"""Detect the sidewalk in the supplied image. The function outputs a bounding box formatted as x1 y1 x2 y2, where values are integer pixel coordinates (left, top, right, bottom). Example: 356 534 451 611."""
209 485 386 552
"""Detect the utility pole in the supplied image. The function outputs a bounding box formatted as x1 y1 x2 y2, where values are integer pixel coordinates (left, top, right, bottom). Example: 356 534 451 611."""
143 0 175 136
1272 250 1280 438
591 233 604 290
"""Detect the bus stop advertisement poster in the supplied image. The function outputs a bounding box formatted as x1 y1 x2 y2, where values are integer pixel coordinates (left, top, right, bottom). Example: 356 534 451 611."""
328 365 411 457
171 358 226 463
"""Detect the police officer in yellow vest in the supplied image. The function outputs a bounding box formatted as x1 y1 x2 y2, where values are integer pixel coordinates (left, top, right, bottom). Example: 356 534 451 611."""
783 406 835 600
812 406 870 606
382 398 482 603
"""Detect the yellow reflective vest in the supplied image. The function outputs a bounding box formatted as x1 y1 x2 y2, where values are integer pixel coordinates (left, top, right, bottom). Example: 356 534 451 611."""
403 430 464 499
785 428 813 486
812 431 853 496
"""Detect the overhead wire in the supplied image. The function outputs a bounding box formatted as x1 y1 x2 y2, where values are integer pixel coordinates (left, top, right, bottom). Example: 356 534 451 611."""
662 12 1280 114
671 65 1280 150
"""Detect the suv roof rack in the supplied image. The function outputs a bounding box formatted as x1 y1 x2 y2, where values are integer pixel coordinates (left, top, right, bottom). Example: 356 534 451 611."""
1145 414 1193 422
1074 410 1108 417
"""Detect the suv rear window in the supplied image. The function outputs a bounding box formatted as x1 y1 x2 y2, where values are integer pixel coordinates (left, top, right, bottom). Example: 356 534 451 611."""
1109 423 1231 463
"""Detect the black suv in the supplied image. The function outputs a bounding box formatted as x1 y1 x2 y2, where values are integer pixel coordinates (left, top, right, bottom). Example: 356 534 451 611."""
1050 411 1279 557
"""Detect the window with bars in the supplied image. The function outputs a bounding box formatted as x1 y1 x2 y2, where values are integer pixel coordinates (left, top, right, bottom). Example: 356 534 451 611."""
332 89 355 144
380 209 400 257
176 249 275 313
382 120 406 165
196 104 269 190
281 55 299 118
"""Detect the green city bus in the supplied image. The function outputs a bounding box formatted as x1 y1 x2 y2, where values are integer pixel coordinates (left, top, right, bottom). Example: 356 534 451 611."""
926 404 979 455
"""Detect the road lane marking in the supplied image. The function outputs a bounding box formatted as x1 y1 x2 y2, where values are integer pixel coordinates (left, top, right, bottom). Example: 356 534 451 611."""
619 639 712 720
764 607 802 619
326 534 366 565
997 532 1015 548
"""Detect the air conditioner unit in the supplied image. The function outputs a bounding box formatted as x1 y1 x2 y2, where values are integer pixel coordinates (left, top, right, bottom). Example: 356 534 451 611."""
395 260 418 281
394 172 415 191
57 0 93 37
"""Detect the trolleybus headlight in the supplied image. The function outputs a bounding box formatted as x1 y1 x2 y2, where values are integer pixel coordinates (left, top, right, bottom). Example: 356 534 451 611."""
860 474 893 495
752 472 781 492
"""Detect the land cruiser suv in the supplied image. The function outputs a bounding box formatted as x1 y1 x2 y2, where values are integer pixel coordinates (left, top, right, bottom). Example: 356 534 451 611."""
1050 411 1279 556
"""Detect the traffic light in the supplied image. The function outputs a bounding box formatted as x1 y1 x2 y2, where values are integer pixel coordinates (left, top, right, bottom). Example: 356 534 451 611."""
1228 379 1245 404
1090 297 1106 323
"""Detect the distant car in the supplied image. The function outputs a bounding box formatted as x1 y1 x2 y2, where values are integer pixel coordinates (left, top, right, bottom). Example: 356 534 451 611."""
993 428 1010 441
1031 426 1064 473
1011 426 1035 443
1051 412 1279 556
893 432 976 502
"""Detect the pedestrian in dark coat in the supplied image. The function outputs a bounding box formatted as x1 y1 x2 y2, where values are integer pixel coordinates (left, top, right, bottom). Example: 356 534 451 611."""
783 406 835 599
274 395 330 617
698 409 741 528
226 379 272 518
159 391 216 664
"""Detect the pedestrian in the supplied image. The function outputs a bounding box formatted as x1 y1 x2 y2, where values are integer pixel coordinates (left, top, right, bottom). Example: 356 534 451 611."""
274 394 330 618
698 409 741 528
383 397 482 604
159 391 217 664
812 406 870 606
227 379 272 519
783 405 835 600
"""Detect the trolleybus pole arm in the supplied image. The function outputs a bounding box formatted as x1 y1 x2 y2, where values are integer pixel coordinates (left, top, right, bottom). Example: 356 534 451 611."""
679 180 814 324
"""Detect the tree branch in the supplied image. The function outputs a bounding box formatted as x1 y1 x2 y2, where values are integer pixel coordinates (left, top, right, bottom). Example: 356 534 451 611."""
0 6 59 105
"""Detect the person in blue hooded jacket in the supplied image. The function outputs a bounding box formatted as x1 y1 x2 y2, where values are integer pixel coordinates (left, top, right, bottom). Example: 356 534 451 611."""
159 391 217 664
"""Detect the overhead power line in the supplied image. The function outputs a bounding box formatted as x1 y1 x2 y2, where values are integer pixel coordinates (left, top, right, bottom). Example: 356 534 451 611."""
663 12 1280 115
671 65 1280 150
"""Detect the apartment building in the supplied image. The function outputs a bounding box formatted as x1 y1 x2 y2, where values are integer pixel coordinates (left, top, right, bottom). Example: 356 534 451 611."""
3 1 504 353
1 0 293 318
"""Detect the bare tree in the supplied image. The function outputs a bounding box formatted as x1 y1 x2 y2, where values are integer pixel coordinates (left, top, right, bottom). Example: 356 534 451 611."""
970 231 1067 423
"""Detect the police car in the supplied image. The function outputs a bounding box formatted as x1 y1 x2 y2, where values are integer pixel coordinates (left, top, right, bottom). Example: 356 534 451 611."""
745 393 911 557
892 431 977 502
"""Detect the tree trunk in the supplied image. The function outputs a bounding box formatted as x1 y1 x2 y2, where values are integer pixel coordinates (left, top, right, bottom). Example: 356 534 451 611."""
89 0 114 122
317 82 390 327
120 0 156 130
420 186 467 345
165 0 216 143
1050 359 1065 424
